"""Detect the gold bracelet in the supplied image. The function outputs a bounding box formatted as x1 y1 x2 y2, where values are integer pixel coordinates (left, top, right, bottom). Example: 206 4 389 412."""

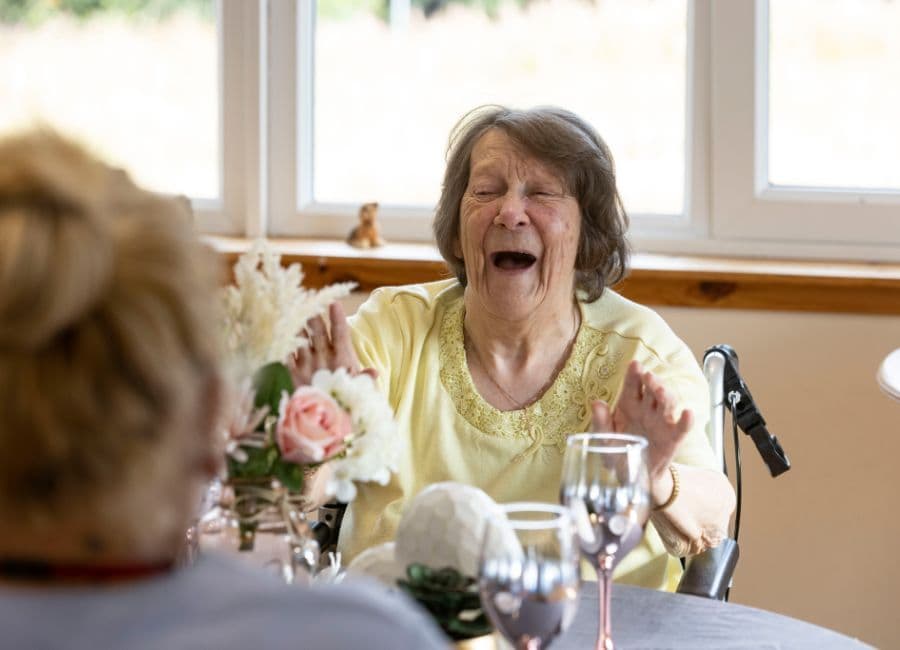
654 464 680 511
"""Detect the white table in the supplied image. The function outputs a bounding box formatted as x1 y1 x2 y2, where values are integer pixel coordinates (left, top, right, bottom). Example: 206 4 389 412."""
878 348 900 402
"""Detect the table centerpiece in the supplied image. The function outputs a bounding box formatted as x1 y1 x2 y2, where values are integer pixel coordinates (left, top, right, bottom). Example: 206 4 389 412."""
192 242 399 583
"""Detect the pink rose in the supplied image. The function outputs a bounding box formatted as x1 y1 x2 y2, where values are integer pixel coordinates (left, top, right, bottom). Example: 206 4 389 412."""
276 387 351 464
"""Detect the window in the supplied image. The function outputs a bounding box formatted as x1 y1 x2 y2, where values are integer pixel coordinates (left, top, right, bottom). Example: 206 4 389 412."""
5 1 898 261
284 0 900 260
0 0 256 234
768 0 900 191
710 0 900 256
312 0 687 216
271 0 700 241
1 1 217 195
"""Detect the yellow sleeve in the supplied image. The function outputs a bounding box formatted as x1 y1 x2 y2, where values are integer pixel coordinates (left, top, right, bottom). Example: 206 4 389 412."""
347 288 401 403
635 332 719 472
347 284 437 410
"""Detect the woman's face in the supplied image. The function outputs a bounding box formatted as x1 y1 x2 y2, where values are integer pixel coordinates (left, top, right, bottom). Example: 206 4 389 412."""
456 128 581 321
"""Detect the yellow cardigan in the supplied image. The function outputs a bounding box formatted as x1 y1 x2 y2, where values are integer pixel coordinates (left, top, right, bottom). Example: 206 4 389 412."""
341 279 717 590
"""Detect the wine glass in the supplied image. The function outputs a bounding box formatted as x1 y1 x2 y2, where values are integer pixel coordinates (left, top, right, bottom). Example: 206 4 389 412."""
479 503 581 650
559 433 651 650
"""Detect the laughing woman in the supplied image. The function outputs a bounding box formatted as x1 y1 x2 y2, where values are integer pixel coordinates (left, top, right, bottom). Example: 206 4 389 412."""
295 105 736 590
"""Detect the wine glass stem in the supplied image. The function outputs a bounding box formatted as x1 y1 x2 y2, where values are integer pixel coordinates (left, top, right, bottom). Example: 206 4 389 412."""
597 558 614 650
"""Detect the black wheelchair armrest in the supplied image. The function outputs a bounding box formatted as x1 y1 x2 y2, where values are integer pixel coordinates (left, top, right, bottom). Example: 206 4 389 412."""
675 538 739 601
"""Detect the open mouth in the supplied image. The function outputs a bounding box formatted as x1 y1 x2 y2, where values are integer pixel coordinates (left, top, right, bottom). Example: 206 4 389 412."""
490 251 537 270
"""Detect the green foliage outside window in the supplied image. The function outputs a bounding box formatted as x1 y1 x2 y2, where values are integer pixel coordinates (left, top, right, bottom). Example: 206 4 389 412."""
0 0 213 25
317 0 546 23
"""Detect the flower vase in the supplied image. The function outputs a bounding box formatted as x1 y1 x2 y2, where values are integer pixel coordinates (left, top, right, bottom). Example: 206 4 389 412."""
197 478 320 584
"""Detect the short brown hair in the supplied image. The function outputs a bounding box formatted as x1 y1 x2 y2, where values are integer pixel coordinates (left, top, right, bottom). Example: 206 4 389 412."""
0 130 220 541
433 105 630 302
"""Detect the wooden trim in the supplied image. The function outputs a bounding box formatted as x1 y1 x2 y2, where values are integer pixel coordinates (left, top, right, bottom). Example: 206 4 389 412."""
207 237 900 315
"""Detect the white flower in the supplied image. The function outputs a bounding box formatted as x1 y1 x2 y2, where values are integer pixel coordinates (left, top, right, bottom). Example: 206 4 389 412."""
218 378 269 463
220 241 355 378
217 242 397 501
312 368 401 502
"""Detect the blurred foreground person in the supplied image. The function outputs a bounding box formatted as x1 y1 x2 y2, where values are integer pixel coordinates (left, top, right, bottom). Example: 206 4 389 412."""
0 131 445 650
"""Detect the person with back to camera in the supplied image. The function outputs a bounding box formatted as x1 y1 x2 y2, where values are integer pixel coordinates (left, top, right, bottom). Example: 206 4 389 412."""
0 130 446 649
296 105 737 591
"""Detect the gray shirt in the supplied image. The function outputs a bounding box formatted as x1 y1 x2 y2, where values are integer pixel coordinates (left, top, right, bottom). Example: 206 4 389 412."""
0 553 447 649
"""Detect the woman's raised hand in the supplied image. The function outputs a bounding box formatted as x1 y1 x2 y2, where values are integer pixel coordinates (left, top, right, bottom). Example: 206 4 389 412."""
289 302 374 385
590 360 692 483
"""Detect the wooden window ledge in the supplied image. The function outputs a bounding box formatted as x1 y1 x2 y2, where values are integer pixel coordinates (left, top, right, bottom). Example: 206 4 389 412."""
207 236 900 316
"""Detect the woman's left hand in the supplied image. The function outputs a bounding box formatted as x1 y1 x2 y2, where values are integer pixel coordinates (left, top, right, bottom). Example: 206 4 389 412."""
590 360 692 486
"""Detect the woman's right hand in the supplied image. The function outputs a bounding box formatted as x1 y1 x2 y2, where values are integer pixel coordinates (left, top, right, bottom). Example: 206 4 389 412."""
289 301 376 385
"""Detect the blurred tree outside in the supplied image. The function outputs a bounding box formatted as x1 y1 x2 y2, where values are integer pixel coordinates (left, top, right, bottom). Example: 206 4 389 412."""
0 0 212 25
0 0 219 198
317 0 553 23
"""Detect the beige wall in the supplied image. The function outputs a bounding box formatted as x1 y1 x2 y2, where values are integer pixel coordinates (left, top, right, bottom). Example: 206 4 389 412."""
656 306 900 649
343 293 900 648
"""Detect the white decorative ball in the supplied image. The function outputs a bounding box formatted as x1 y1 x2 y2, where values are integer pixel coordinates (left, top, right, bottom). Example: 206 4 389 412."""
347 542 405 587
394 482 516 577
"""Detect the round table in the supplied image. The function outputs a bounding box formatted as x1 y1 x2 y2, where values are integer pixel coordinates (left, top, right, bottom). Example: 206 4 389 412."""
554 582 871 649
878 348 900 402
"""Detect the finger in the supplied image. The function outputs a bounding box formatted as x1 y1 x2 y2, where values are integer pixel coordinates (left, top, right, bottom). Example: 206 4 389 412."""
360 367 379 380
590 400 614 432
642 370 659 403
307 315 329 349
675 408 693 436
289 345 313 385
634 370 659 414
611 408 630 434
643 371 675 420
616 361 645 418
305 315 330 367
649 409 692 475
329 302 360 372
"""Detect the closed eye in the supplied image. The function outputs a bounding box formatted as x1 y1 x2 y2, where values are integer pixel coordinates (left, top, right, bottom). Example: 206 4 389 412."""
529 186 563 197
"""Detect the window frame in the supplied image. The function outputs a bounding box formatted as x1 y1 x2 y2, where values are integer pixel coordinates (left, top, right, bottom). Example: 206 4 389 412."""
191 0 261 236
707 0 900 260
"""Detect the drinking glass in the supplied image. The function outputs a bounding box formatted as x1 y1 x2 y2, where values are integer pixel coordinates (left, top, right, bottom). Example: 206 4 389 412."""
479 503 581 650
560 434 651 650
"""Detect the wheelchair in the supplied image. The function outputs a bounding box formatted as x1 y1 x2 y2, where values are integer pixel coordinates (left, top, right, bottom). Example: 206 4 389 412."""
676 345 790 600
314 345 791 601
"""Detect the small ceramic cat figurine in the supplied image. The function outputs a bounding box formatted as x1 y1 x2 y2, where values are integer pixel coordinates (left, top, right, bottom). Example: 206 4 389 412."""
347 202 385 248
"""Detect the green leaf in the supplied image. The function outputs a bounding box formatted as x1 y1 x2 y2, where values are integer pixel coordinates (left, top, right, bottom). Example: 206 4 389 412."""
253 362 294 420
397 564 492 640
227 445 275 479
272 457 305 492
406 563 429 583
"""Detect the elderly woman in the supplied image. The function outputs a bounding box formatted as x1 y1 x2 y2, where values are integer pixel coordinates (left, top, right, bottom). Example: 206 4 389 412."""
297 105 736 590
0 131 445 649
